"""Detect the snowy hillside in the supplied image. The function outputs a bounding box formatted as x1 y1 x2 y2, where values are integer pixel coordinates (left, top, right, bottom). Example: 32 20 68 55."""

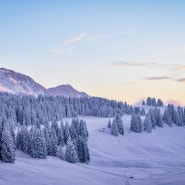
0 68 46 96
47 84 89 98
1 116 185 185
0 68 89 97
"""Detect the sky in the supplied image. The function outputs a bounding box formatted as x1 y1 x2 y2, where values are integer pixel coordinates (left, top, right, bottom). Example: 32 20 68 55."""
0 0 185 105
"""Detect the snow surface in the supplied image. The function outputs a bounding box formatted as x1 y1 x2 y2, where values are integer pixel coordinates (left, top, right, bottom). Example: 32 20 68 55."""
1 115 185 185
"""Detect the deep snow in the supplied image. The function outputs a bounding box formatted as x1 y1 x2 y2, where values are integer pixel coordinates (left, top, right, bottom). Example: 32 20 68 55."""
1 115 185 185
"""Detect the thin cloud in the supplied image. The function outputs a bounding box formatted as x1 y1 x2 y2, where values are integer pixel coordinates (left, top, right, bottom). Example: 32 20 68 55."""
64 33 86 44
88 34 111 41
125 81 140 85
144 76 170 80
51 48 73 54
171 65 185 72
111 61 152 67
176 78 185 83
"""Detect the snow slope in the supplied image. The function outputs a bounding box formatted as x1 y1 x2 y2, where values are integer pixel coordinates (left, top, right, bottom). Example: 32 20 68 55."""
0 68 89 98
1 116 185 185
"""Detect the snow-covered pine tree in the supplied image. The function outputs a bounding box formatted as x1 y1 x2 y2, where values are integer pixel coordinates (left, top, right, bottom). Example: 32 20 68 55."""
143 115 152 133
49 127 58 156
64 121 70 144
76 137 90 163
65 136 79 163
42 126 52 155
69 119 78 141
176 106 184 126
148 109 157 129
114 113 124 135
1 121 15 163
130 114 142 133
107 119 111 128
163 109 172 127
57 145 65 160
111 119 119 136
79 120 89 141
17 125 30 154
29 127 47 159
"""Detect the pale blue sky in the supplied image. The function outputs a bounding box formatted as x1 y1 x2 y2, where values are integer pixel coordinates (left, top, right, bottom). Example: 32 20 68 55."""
0 1 185 104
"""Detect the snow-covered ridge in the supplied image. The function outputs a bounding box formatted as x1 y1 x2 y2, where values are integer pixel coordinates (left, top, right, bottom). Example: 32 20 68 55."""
0 68 89 98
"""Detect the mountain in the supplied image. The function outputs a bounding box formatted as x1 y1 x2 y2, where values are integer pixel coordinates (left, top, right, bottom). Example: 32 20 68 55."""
0 68 46 96
47 84 89 98
0 68 89 98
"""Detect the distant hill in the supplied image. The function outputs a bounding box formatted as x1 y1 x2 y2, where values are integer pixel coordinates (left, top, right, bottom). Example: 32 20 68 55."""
0 68 89 98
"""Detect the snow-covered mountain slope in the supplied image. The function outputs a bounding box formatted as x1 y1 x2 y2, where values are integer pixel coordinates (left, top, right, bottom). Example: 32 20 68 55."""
1 116 185 185
47 84 89 98
0 68 46 96
0 68 89 97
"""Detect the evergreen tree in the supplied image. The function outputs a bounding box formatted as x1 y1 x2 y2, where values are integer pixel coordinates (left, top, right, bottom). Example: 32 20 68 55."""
79 120 89 141
163 109 172 127
76 137 90 163
114 114 124 135
143 115 152 133
111 119 119 136
57 145 65 160
65 137 79 163
130 114 142 133
49 127 58 156
1 123 15 163
29 127 47 159
107 119 111 128
64 121 70 144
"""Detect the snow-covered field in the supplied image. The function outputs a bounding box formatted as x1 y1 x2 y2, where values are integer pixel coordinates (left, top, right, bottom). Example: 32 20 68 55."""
1 116 185 185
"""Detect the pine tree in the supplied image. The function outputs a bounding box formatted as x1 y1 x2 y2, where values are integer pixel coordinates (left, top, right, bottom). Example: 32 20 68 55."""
130 114 142 133
65 137 79 163
111 119 119 136
114 114 124 135
29 127 47 159
143 115 152 133
49 127 58 156
107 119 111 128
76 137 90 163
64 121 70 144
1 125 15 163
57 145 65 160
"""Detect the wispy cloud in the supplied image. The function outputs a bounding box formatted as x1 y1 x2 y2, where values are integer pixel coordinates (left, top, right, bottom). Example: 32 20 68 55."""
125 81 140 85
144 76 170 80
176 78 185 83
51 48 73 54
171 65 185 72
111 61 154 67
88 34 111 41
64 33 86 44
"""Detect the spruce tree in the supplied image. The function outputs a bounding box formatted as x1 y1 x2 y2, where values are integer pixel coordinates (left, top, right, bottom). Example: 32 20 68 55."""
107 119 111 128
111 119 119 136
57 145 65 160
143 115 152 133
1 126 15 163
65 137 79 163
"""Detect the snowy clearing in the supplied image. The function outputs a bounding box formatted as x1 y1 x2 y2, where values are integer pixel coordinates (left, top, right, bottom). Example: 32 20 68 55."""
1 116 185 185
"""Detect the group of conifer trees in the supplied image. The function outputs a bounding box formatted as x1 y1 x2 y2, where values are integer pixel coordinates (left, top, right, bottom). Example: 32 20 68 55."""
108 104 185 136
0 118 90 163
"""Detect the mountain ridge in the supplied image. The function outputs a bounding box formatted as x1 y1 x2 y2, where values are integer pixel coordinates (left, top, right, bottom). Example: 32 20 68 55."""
0 68 89 98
